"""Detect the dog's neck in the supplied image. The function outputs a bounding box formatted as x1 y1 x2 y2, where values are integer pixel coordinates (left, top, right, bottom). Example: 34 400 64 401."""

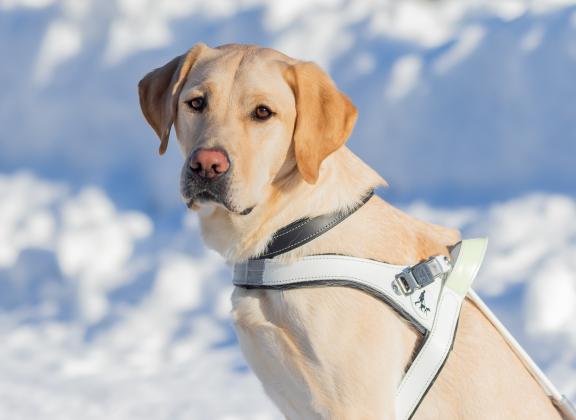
196 146 459 265
196 147 385 262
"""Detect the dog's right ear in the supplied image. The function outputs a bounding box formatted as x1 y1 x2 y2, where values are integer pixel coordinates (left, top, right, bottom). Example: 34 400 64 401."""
138 43 207 155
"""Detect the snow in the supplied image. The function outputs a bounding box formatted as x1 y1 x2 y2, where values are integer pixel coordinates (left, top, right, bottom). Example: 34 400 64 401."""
1 0 576 417
385 54 422 100
0 173 64 267
34 20 82 84
0 0 55 9
520 25 545 51
432 25 485 74
0 172 281 419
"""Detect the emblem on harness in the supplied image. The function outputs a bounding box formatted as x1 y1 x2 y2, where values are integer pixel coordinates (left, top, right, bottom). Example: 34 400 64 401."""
413 290 431 318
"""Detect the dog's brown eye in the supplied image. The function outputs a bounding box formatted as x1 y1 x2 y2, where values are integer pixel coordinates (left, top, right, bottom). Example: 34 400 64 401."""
253 105 273 121
186 97 206 112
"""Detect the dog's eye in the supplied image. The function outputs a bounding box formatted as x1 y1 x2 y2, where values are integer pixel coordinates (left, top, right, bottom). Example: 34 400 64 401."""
186 97 206 112
252 105 274 121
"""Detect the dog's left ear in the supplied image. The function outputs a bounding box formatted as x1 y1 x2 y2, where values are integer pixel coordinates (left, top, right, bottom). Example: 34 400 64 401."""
285 62 358 184
138 43 207 155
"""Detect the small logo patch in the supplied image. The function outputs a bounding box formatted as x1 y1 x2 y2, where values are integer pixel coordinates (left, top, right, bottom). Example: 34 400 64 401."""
413 290 431 319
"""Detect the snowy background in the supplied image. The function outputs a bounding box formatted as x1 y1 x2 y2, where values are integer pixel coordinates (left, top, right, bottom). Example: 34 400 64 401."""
1 0 576 418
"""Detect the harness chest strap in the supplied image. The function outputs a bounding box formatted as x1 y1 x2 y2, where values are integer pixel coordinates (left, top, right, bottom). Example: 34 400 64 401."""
234 253 447 334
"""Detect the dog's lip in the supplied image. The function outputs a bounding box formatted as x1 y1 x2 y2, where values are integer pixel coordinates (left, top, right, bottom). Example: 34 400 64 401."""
185 190 218 209
194 190 219 202
185 192 254 216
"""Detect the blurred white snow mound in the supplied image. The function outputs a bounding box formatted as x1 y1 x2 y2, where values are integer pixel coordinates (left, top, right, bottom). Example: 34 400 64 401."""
0 172 64 267
0 171 575 418
2 0 574 80
0 172 153 322
0 171 280 419
408 193 576 299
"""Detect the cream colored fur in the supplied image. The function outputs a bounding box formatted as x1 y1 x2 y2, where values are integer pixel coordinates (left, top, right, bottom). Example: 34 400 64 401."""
138 44 561 419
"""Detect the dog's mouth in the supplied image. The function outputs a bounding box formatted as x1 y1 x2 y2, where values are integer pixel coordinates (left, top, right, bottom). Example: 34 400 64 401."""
180 163 254 216
184 189 224 209
191 190 219 204
184 190 254 216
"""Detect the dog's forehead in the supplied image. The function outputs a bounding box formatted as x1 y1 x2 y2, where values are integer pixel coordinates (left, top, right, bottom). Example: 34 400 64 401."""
185 46 294 96
234 57 291 94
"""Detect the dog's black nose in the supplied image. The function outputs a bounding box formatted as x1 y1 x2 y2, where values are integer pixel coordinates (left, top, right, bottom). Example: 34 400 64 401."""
190 148 230 179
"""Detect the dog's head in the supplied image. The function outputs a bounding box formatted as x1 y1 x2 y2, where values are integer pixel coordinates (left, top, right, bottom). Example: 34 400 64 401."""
138 43 357 216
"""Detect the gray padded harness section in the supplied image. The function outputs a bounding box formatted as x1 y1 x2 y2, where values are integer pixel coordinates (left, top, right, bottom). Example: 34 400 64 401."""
234 259 427 334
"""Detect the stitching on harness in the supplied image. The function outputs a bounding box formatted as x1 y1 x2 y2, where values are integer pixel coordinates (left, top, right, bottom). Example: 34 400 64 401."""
237 274 379 288
271 219 310 238
261 191 374 257
272 218 344 253
262 256 406 270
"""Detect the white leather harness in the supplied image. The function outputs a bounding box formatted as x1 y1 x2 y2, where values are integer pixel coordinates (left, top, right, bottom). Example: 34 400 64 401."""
233 239 576 419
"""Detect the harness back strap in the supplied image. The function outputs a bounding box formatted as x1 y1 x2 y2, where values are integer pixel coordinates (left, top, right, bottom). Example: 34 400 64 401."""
467 290 576 420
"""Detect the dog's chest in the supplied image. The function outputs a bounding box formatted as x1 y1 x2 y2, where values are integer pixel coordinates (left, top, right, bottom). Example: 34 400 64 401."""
230 285 413 419
230 287 329 418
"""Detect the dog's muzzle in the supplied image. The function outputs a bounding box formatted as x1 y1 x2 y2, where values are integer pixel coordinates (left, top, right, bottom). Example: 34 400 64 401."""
180 149 230 207
180 148 253 215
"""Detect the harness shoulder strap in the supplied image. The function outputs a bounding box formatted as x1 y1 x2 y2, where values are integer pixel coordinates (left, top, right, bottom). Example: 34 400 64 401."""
395 238 487 420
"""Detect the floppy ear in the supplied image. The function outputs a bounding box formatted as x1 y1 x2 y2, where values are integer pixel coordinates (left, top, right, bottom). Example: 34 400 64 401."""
138 43 207 155
285 62 358 184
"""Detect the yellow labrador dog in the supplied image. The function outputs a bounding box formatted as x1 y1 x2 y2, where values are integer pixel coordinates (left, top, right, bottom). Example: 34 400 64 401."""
138 43 560 419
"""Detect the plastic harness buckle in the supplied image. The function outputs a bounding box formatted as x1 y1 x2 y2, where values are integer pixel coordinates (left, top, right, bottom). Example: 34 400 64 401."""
395 256 451 295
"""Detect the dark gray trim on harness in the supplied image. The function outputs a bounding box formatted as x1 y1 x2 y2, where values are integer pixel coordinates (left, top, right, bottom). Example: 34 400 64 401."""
255 190 374 259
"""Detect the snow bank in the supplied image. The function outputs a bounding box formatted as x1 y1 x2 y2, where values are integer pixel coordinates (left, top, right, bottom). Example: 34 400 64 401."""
0 172 280 419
